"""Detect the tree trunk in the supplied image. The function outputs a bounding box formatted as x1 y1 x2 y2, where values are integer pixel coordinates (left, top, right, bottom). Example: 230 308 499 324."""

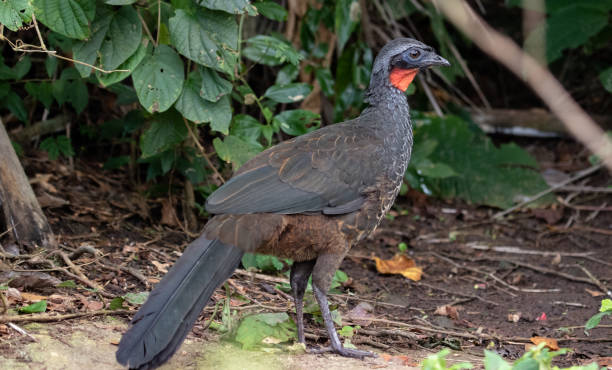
0 119 56 251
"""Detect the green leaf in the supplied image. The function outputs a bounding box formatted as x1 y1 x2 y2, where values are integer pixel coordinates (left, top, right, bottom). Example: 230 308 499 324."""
585 311 610 333
40 135 75 160
243 35 302 66
199 67 233 102
169 8 238 74
254 1 287 21
315 68 334 97
132 45 184 113
45 56 58 77
14 55 31 79
526 5 609 62
97 38 151 87
275 64 298 85
19 300 47 314
230 114 263 145
57 280 77 288
175 70 232 131
483 350 512 370
73 6 142 77
335 0 360 54
408 116 552 209
124 292 148 305
6 90 27 122
197 0 257 15
25 82 54 108
234 312 296 349
32 0 95 40
273 109 320 136
140 110 187 158
600 67 612 93
601 298 612 312
0 0 33 31
241 253 284 273
213 135 263 169
109 297 125 310
264 83 312 103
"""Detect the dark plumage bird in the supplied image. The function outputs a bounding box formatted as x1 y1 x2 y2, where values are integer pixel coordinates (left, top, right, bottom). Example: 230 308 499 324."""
116 38 450 369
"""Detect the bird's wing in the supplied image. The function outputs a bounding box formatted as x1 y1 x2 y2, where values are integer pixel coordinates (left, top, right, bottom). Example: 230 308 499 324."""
205 123 382 215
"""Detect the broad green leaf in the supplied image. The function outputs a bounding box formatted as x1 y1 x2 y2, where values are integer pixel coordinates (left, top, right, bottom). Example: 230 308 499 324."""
25 82 54 108
234 312 296 349
273 109 320 136
275 64 298 85
6 90 27 122
601 299 612 312
175 70 232 132
19 300 47 314
140 110 187 158
32 0 95 40
132 45 184 113
315 68 334 96
243 35 302 66
124 292 148 305
40 135 74 160
254 1 287 21
585 311 610 332
109 297 125 310
73 6 142 77
264 83 312 103
525 5 609 63
0 0 33 31
600 67 612 93
483 351 512 370
169 8 238 73
97 38 150 87
230 114 263 145
213 135 263 169
335 0 360 53
407 115 552 209
45 56 58 77
14 55 31 79
197 0 257 15
241 253 284 273
200 67 233 102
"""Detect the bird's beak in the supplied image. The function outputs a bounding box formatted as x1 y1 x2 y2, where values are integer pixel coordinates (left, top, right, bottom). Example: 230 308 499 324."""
422 53 450 68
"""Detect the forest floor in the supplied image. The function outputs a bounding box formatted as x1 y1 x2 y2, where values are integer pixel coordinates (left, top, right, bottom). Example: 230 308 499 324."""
0 138 610 369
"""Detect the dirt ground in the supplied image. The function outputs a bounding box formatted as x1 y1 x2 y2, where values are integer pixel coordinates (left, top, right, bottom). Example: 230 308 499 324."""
0 139 610 369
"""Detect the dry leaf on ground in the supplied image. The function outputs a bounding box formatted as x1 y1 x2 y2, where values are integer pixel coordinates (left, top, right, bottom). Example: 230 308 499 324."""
530 336 559 351
372 254 422 281
434 305 460 320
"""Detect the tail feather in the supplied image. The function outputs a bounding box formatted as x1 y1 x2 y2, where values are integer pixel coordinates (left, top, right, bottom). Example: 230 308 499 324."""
116 236 243 369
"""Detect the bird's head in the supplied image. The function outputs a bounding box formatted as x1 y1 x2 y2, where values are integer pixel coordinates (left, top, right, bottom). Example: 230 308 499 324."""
370 38 450 93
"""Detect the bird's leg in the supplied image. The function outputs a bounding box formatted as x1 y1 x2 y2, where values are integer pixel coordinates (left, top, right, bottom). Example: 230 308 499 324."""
310 253 376 359
290 260 316 344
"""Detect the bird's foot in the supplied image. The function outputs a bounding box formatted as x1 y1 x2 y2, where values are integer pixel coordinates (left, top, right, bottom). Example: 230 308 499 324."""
309 345 376 359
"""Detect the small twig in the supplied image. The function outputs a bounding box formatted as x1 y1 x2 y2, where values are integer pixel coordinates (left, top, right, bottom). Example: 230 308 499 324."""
574 265 612 299
415 281 499 306
0 310 132 323
557 197 612 212
552 301 587 308
234 269 289 284
7 322 37 342
493 164 602 219
464 243 594 257
183 118 225 184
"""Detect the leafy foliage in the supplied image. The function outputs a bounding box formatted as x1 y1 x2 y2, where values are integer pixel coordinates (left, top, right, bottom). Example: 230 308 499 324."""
584 299 612 334
406 115 552 209
233 312 296 349
40 135 75 160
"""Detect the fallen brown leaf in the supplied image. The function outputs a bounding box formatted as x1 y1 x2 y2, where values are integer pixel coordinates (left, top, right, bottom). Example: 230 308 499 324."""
586 288 604 297
434 305 460 320
346 302 375 327
151 260 169 273
597 357 612 366
530 336 559 351
372 254 422 281
21 292 47 302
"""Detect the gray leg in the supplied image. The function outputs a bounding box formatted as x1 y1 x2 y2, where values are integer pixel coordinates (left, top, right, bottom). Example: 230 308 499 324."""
311 254 375 359
290 260 315 344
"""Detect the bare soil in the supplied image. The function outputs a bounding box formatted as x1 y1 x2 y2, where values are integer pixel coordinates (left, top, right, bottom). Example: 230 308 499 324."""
0 139 610 369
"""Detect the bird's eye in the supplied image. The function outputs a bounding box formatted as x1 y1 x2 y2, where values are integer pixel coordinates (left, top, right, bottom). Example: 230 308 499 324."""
409 49 421 59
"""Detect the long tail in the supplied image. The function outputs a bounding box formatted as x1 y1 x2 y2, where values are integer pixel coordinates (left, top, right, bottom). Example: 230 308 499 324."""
116 236 243 369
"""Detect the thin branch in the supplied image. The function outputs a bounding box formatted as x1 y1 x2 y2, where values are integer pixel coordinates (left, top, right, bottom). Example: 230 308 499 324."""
182 118 226 184
0 310 132 323
493 163 602 219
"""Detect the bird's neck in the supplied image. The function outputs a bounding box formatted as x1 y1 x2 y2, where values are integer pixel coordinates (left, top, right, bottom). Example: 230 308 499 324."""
363 74 413 137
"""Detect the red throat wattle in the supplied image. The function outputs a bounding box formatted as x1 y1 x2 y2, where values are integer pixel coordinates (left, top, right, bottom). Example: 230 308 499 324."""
389 68 418 92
